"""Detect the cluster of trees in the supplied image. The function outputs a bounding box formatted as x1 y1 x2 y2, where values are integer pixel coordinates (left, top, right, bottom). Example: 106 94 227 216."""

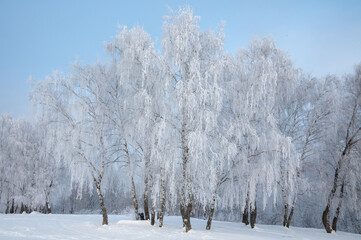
0 114 64 214
0 7 360 234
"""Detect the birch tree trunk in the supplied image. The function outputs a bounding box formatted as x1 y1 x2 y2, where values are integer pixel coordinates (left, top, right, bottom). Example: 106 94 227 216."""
95 181 108 225
322 151 346 233
286 195 297 228
143 177 149 220
180 96 192 232
149 174 155 226
0 180 2 206
143 144 151 220
45 201 51 214
130 176 139 220
242 183 250 226
124 141 139 220
281 173 289 227
180 202 192 232
250 201 257 229
206 187 219 230
10 198 15 214
332 179 345 232
20 202 26 214
159 172 166 228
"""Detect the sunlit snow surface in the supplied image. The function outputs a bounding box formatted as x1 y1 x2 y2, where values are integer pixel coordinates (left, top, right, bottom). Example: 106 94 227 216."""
0 214 359 240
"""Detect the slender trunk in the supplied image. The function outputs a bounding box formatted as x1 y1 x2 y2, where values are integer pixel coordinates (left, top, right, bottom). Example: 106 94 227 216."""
180 114 192 231
45 201 51 214
149 174 155 226
283 203 289 227
130 177 139 220
143 145 151 221
323 164 341 233
159 172 166 228
322 205 332 233
280 154 290 228
143 175 149 220
332 180 345 232
25 205 29 213
280 173 288 227
286 194 297 228
0 180 2 204
180 202 192 232
206 187 219 230
242 188 250 226
242 205 249 226
20 203 29 214
10 198 15 214
125 141 139 220
179 84 192 232
5 198 9 214
95 182 108 225
44 181 53 214
151 206 155 226
70 195 74 214
20 202 25 214
250 201 257 229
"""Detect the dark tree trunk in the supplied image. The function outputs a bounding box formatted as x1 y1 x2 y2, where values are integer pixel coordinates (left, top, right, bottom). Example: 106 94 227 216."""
322 205 332 233
150 207 155 226
24 204 29 213
206 191 217 230
250 201 257 229
20 202 26 214
242 206 249 226
20 203 30 214
10 198 15 214
322 166 341 233
70 204 74 214
283 203 289 227
180 202 192 232
286 204 295 228
45 201 51 214
332 180 345 232
242 192 250 226
5 199 10 214
285 193 298 228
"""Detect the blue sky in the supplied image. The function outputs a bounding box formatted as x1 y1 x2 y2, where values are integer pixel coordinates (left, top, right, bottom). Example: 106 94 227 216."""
1 0 361 117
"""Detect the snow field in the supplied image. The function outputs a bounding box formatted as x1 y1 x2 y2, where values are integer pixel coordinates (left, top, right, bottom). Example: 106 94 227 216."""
0 214 359 240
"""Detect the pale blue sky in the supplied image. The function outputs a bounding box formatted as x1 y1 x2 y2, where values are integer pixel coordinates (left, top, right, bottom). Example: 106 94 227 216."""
1 0 361 117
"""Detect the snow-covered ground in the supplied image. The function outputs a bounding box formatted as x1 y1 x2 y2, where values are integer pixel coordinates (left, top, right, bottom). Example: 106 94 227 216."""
0 213 359 240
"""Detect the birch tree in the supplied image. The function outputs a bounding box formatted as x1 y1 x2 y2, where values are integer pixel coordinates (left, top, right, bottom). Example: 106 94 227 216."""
106 26 159 220
32 64 113 225
162 7 225 231
322 63 361 233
